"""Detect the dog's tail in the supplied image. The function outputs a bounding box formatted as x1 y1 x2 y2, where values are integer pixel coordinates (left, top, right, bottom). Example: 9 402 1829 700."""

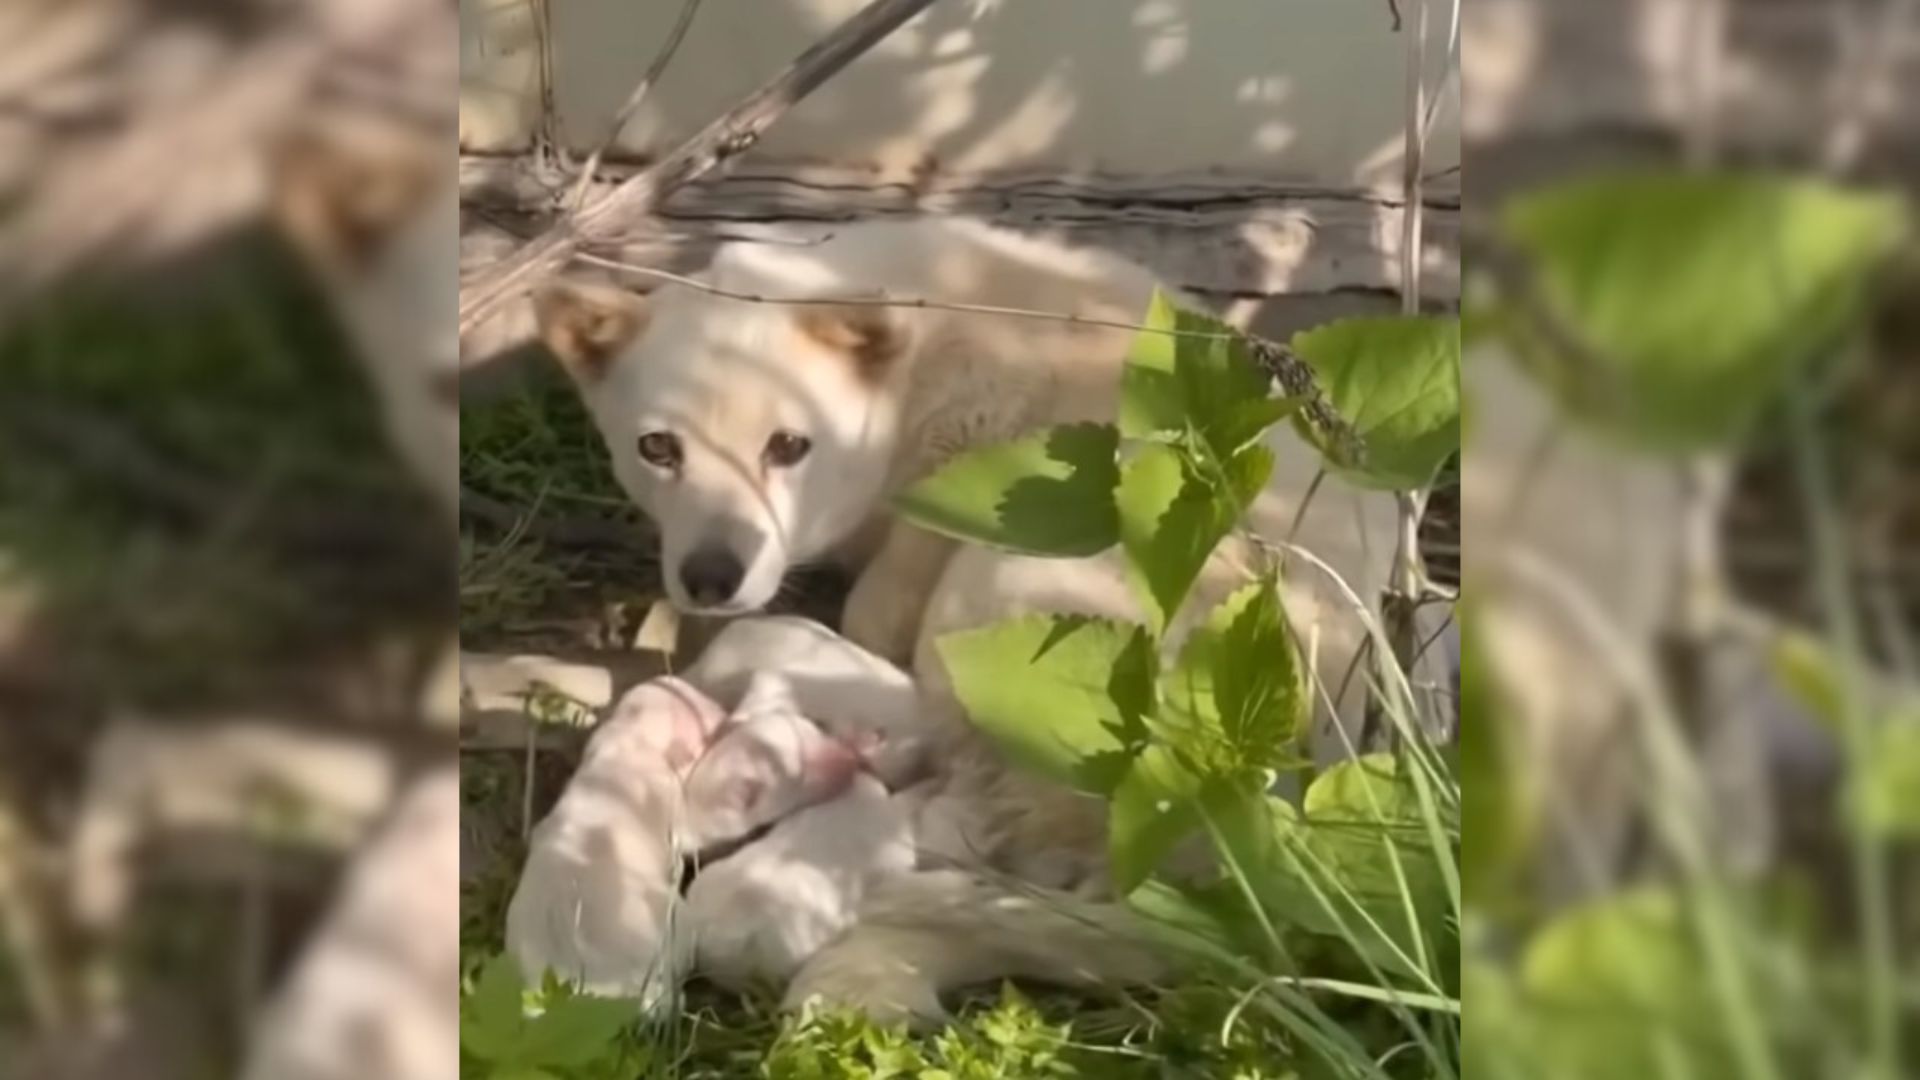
783 870 1175 1026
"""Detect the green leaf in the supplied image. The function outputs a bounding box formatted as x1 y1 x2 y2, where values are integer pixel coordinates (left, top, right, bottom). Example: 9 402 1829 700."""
1162 577 1308 775
1457 603 1526 908
1128 876 1281 965
514 992 639 1068
1518 888 1735 1079
1290 314 1461 489
1109 745 1206 892
1115 442 1272 631
937 614 1152 795
1852 713 1920 838
1290 756 1452 979
1211 575 1306 770
1119 290 1188 440
460 953 528 1064
895 423 1119 557
1500 172 1907 453
1122 290 1293 457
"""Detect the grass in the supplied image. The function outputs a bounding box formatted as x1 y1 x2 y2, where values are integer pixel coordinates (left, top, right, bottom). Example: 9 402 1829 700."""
456 337 1464 1079
0 224 451 1072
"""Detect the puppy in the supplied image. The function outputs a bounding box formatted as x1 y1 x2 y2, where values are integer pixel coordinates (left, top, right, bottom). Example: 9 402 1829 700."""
240 765 459 1080
675 670 868 855
502 677 723 1006
682 616 933 788
683 770 916 992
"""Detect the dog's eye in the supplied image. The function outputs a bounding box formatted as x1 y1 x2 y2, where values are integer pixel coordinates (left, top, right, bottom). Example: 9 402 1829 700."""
637 431 682 469
763 431 812 468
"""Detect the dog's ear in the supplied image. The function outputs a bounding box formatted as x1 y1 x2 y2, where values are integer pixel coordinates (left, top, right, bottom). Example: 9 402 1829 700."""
533 280 652 384
269 120 442 275
794 302 909 384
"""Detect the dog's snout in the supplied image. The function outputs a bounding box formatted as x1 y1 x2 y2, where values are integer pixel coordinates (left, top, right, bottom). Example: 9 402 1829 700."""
679 545 745 607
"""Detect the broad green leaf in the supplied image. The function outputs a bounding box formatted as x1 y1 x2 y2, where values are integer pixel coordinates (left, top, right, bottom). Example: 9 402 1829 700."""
1290 315 1461 489
1163 577 1309 774
1119 290 1187 440
1109 745 1205 892
1128 877 1284 967
1211 574 1306 770
460 953 528 1063
895 422 1118 557
1293 756 1451 980
1518 888 1736 1080
937 614 1151 795
1458 603 1527 907
1115 442 1272 631
514 992 640 1068
1303 753 1425 823
1501 172 1907 453
1122 290 1293 456
1852 712 1920 838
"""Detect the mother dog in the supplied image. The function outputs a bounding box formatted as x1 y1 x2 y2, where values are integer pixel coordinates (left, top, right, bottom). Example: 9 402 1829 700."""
534 219 1399 1022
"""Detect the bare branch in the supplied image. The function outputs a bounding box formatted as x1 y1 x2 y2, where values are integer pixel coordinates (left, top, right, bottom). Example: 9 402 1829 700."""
458 0 947 346
564 0 707 213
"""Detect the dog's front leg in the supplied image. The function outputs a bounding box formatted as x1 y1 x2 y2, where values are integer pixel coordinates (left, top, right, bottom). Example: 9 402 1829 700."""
841 523 955 664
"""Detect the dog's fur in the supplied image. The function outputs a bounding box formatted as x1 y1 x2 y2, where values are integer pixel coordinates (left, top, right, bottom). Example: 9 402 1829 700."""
270 113 458 516
537 220 1400 1023
684 770 916 992
502 677 725 1005
682 615 928 788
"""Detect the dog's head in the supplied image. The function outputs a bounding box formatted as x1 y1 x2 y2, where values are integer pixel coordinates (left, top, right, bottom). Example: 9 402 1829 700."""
535 271 911 615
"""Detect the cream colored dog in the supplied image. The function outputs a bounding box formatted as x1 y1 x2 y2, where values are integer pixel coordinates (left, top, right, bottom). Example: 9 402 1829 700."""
537 220 1401 1023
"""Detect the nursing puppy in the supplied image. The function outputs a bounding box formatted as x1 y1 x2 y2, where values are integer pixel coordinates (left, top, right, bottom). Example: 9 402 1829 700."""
684 770 916 992
682 615 931 788
676 671 869 856
502 677 723 1005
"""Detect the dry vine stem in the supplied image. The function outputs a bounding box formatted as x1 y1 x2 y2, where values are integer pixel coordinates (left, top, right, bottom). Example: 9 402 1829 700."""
564 0 707 213
458 0 947 345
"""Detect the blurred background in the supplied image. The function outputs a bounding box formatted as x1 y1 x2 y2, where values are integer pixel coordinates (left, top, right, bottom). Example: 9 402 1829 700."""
0 2 457 1078
1463 0 1917 1077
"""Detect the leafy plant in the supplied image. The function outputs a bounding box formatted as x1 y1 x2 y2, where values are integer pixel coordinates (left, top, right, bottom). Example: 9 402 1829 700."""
898 292 1463 1076
1488 171 1907 454
461 954 656 1080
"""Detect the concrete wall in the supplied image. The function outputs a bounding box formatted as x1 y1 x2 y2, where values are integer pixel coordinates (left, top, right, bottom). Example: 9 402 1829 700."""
461 0 1460 188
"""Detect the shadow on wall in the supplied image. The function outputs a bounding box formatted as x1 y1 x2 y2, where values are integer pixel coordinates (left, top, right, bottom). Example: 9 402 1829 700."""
462 0 1459 186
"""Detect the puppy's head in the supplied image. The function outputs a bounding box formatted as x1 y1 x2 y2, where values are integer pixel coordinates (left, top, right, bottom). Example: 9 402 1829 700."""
534 270 912 615
604 675 728 776
676 672 862 852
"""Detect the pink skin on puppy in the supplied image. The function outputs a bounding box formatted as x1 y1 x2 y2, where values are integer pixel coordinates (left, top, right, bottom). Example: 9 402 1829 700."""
676 671 867 857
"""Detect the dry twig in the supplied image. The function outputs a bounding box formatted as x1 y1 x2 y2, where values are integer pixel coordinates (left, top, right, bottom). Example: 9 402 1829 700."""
564 0 707 213
458 0 947 345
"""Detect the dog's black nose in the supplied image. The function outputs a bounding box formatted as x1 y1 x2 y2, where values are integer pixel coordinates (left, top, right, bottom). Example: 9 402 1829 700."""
679 546 745 607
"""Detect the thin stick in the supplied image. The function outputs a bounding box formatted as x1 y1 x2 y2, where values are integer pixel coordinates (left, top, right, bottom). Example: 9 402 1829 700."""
1373 0 1434 748
565 0 707 214
459 0 947 341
